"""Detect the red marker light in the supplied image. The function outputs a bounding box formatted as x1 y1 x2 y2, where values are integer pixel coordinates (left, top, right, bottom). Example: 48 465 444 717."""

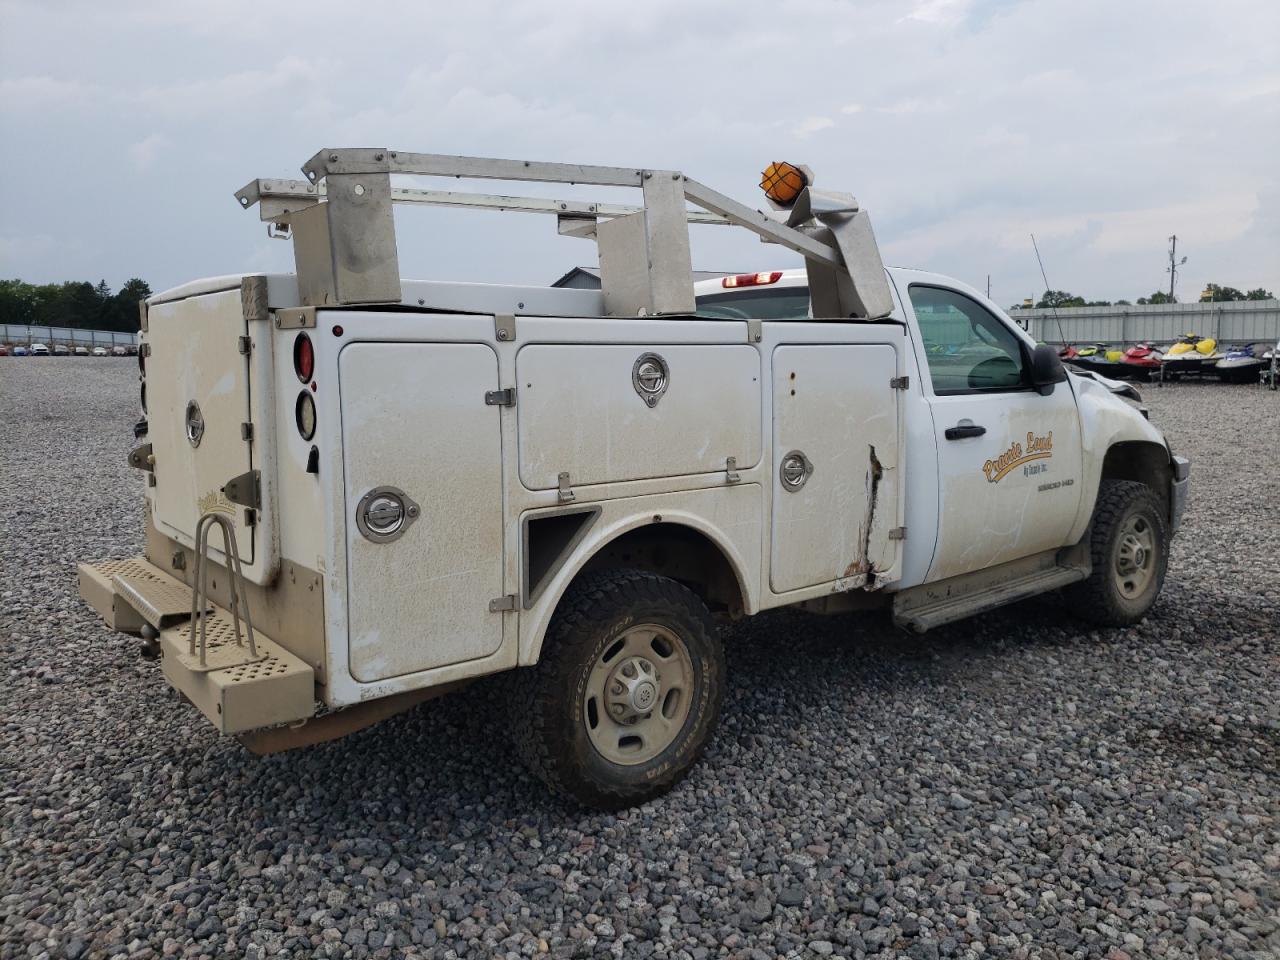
722 271 784 289
332 324 344 337
293 333 314 384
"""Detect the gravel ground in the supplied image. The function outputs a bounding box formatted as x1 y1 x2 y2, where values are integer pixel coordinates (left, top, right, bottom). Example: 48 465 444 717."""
2 360 1277 960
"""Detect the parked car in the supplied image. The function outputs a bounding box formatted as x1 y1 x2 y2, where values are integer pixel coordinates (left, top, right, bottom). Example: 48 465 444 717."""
29 343 49 356
73 346 90 356
0 344 9 356
12 346 29 356
111 345 128 357
92 346 109 357
53 344 71 356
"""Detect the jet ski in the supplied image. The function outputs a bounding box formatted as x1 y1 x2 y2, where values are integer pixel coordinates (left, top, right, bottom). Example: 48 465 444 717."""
1161 334 1222 378
1111 343 1172 378
1065 344 1123 377
1215 343 1267 383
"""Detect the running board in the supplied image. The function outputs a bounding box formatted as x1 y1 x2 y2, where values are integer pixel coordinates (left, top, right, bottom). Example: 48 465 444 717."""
892 552 1088 633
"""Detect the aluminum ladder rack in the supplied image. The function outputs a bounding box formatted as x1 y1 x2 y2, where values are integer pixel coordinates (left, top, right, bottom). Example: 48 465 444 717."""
235 148 895 322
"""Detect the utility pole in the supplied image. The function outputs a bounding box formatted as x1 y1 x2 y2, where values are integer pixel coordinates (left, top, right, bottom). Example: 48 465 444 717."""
1166 235 1187 301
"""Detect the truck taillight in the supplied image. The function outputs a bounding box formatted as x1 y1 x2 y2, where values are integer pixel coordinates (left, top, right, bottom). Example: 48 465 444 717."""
296 391 316 440
293 333 314 384
722 272 783 289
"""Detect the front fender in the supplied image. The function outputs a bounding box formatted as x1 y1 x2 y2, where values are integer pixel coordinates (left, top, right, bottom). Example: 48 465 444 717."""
1068 373 1174 543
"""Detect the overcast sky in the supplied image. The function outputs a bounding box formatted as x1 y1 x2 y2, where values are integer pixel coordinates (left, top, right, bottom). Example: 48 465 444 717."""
2 0 1277 307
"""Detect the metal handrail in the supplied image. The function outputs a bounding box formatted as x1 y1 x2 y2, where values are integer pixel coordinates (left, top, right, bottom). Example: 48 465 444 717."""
189 512 258 666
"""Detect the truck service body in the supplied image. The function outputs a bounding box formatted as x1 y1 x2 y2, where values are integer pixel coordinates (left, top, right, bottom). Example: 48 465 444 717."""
80 150 1189 806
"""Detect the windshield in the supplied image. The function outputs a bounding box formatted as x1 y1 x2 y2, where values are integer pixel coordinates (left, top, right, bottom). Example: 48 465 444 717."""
695 287 810 320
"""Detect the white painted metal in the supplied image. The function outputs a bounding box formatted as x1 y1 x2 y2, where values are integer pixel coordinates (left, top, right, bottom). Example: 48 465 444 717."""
889 270 1086 583
146 289 257 570
769 344 901 592
339 342 505 681
515 344 761 489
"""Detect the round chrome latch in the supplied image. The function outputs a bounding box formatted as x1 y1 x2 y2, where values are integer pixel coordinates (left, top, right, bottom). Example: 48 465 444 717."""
184 400 205 448
779 450 813 491
355 486 420 543
632 352 669 407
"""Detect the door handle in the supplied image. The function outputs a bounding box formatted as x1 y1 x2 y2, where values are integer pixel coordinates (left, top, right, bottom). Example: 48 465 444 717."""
945 421 987 440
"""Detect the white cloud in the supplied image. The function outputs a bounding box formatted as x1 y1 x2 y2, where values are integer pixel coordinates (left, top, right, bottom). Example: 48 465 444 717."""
793 116 835 138
0 0 1274 302
900 0 973 25
128 133 170 172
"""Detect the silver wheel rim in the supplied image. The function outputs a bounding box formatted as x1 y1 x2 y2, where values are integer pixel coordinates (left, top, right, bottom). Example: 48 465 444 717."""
1114 514 1156 599
583 622 695 766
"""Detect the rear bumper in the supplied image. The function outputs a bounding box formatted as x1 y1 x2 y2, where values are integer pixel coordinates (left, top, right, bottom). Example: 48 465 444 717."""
1169 456 1190 535
78 557 316 734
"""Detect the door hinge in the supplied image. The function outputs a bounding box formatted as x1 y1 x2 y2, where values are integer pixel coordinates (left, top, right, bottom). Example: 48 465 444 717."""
128 443 154 473
240 422 254 441
494 313 516 342
747 319 763 344
488 594 518 613
238 335 253 356
890 376 910 390
725 456 741 484
222 469 262 509
485 387 516 407
557 471 575 503
888 526 907 540
244 507 258 528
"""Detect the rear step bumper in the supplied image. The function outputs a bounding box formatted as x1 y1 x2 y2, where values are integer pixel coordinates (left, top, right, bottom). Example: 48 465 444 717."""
78 557 316 734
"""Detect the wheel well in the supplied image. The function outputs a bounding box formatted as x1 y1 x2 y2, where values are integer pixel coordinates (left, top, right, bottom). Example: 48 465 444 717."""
1100 441 1171 516
577 523 747 618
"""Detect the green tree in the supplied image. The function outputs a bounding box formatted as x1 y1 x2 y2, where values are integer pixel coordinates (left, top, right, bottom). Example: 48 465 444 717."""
1200 283 1245 302
1245 287 1275 300
0 278 151 331
1115 299 1132 306
1036 290 1086 308
1137 291 1176 305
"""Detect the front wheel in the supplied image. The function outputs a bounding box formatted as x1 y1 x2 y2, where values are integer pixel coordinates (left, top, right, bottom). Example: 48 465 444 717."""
1065 480 1170 626
510 569 725 809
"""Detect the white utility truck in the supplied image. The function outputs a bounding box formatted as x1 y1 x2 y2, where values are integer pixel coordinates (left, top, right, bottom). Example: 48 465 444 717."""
79 150 1189 808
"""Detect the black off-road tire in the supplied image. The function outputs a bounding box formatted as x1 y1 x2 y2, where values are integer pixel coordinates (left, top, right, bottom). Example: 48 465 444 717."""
1066 480 1169 626
509 569 725 809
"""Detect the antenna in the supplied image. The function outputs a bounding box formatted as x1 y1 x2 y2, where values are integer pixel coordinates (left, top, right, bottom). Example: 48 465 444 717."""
1166 235 1187 300
1030 233 1068 347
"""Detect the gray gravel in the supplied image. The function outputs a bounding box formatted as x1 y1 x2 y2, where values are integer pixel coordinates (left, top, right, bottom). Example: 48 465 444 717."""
2 359 1277 960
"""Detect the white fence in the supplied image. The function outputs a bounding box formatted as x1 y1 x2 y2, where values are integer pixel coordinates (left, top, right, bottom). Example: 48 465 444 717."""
1 323 140 349
1011 299 1280 346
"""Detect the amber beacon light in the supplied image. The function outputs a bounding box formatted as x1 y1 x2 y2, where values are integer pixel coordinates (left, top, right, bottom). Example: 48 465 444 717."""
759 161 807 205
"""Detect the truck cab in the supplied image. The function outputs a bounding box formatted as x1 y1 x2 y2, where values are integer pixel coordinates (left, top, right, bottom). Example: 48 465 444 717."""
79 150 1189 809
696 268 1188 598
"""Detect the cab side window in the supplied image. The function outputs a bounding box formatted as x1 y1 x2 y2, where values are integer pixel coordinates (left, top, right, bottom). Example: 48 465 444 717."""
908 285 1027 395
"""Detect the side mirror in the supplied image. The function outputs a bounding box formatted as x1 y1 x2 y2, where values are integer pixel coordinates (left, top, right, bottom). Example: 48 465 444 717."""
1029 343 1068 396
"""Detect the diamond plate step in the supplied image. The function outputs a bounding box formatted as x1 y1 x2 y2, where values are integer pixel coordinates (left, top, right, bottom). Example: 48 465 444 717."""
114 572 211 630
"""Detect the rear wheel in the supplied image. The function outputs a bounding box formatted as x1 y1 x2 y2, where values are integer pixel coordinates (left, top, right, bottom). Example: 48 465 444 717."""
510 569 725 809
1066 480 1169 626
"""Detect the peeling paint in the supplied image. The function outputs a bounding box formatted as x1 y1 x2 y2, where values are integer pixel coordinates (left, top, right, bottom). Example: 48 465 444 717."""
862 444 884 585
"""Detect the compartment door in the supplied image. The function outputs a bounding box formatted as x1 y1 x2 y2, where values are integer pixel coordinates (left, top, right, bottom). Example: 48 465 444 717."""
340 342 505 682
147 289 255 565
770 344 901 593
